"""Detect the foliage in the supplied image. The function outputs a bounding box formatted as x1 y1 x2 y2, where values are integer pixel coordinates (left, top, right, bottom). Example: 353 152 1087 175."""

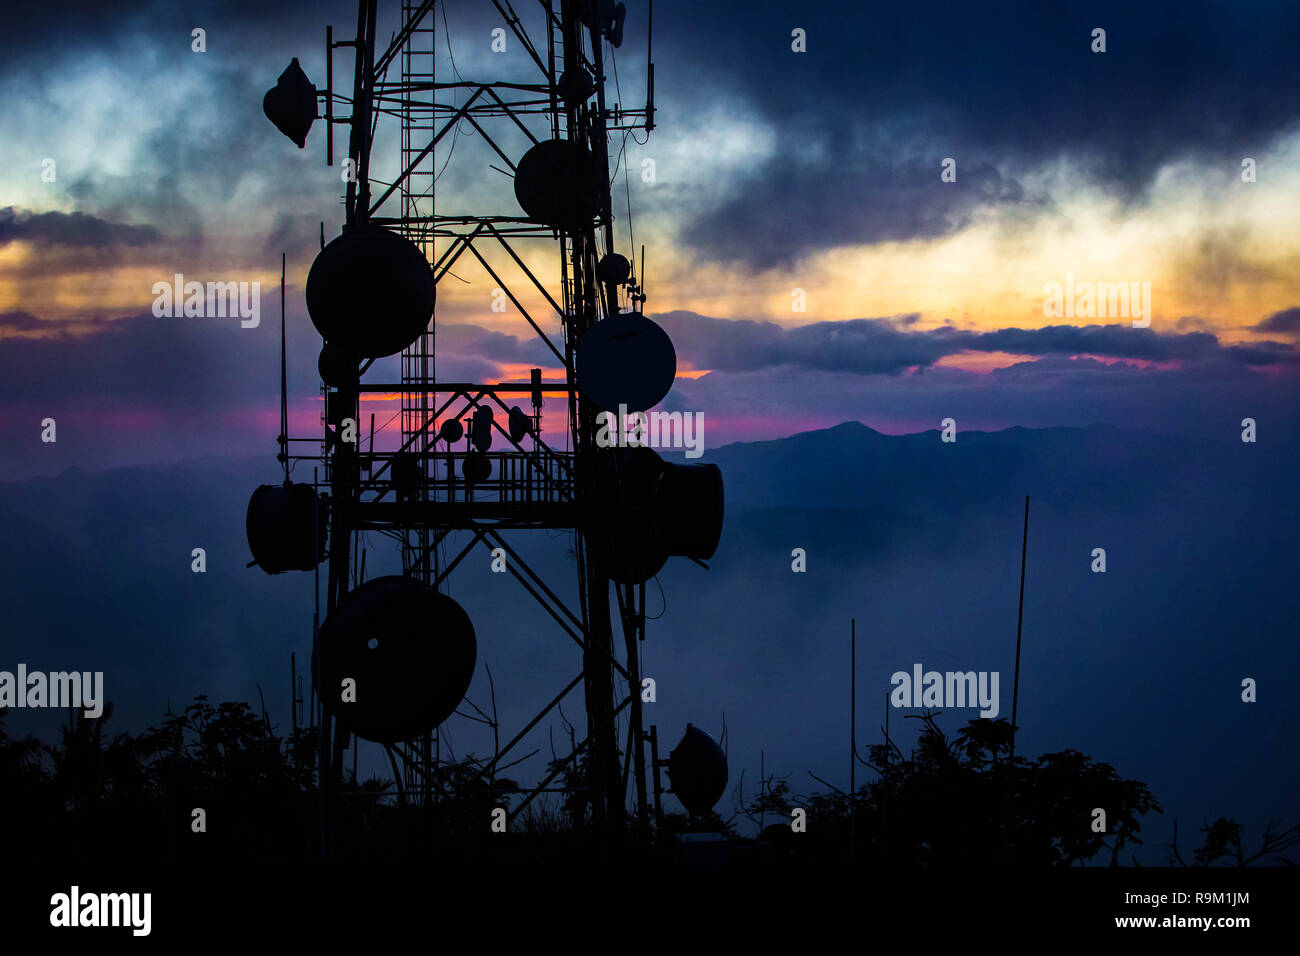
2 702 1286 867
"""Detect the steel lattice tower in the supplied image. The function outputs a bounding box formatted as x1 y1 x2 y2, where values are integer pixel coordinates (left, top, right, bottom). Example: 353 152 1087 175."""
262 0 678 856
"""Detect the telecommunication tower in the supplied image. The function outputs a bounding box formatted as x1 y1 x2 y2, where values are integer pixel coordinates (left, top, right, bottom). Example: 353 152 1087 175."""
253 0 726 856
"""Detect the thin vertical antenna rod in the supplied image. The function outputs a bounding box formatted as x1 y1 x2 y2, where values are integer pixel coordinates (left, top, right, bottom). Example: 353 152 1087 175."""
646 0 655 131
312 463 323 861
325 25 334 166
850 617 856 862
279 251 288 482
1011 495 1029 740
1004 494 1030 862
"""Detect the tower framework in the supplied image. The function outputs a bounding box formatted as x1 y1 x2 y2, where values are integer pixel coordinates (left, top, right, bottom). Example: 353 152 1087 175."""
269 0 678 853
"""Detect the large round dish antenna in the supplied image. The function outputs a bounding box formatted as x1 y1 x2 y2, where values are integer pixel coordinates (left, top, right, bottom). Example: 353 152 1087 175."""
306 226 434 359
514 138 602 231
315 575 477 744
577 312 676 413
246 482 326 574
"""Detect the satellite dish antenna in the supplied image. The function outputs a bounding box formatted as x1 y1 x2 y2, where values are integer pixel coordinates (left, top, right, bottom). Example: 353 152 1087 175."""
587 447 724 583
579 0 628 48
246 483 327 574
596 253 631 286
306 226 434 358
588 447 661 584
470 406 495 452
314 576 476 744
390 453 421 499
263 58 317 148
463 453 491 484
514 139 601 231
508 406 531 443
576 312 676 413
558 69 597 103
438 419 464 444
318 343 359 387
654 460 724 561
667 724 728 816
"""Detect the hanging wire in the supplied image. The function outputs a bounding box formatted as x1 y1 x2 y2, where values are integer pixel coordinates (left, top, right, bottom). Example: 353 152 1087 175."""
419 1 473 191
645 573 666 620
608 44 643 265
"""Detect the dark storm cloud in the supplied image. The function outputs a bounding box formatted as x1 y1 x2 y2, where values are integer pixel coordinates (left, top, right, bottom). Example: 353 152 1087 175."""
5 2 533 265
0 207 162 248
0 0 351 62
655 0 1300 266
684 159 1025 271
653 310 1300 374
0 311 45 332
1253 307 1300 336
57 62 317 245
972 325 1214 363
10 1 1297 271
3 3 362 251
658 310 943 373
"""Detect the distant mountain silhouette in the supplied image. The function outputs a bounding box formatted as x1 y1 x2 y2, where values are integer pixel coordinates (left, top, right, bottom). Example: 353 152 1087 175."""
1 422 1295 862
704 420 1269 515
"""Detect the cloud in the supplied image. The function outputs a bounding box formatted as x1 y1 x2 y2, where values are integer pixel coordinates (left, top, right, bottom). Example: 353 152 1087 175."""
0 310 553 446
3 306 1290 421
1175 315 1216 333
0 0 341 63
682 158 1025 270
654 310 1300 375
3 303 1297 482
0 311 44 331
0 309 281 408
0 311 113 338
664 352 1300 452
655 0 1300 266
1253 306 1300 336
435 323 557 368
0 207 162 248
1171 228 1283 296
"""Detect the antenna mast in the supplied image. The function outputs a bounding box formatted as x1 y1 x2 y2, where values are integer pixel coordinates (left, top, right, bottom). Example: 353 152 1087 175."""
252 0 724 857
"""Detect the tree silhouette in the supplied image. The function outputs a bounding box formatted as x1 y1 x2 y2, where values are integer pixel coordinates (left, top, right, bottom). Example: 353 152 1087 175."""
6 698 1290 868
0 708 41 780
729 712 1162 866
0 708 46 854
1164 817 1300 867
135 696 315 864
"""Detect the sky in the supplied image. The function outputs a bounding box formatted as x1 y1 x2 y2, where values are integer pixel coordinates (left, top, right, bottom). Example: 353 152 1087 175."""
2 0 1300 479
0 0 1298 864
